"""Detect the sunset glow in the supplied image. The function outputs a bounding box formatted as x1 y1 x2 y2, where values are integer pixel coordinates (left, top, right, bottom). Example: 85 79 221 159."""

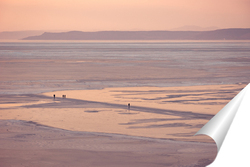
0 0 250 31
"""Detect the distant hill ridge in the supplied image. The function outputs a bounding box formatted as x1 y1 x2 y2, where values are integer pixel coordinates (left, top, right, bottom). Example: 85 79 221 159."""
22 28 250 40
0 31 43 40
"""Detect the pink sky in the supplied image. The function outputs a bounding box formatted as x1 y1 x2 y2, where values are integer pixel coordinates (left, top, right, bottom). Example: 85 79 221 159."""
0 0 249 31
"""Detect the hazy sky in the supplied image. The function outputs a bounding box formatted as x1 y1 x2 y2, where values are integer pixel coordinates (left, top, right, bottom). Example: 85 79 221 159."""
0 0 250 31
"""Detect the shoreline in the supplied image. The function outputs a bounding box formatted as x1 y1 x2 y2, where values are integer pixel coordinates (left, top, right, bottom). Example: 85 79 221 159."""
1 80 244 95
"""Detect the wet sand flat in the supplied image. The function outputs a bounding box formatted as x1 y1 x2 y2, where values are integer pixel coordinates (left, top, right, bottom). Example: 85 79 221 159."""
0 120 216 167
41 84 244 142
0 84 233 166
0 84 245 143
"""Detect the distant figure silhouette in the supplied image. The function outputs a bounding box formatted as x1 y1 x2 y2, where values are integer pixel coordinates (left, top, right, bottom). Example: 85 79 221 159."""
53 94 55 99
62 95 66 98
128 103 130 110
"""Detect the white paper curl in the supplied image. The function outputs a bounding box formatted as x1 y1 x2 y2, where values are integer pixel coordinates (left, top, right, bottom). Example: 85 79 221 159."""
195 83 250 166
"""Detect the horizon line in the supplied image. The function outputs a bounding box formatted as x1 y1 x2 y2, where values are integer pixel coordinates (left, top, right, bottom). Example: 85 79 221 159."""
2 27 250 33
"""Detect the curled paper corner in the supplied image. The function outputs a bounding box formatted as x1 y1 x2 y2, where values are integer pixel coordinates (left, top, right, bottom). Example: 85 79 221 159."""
194 83 250 166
